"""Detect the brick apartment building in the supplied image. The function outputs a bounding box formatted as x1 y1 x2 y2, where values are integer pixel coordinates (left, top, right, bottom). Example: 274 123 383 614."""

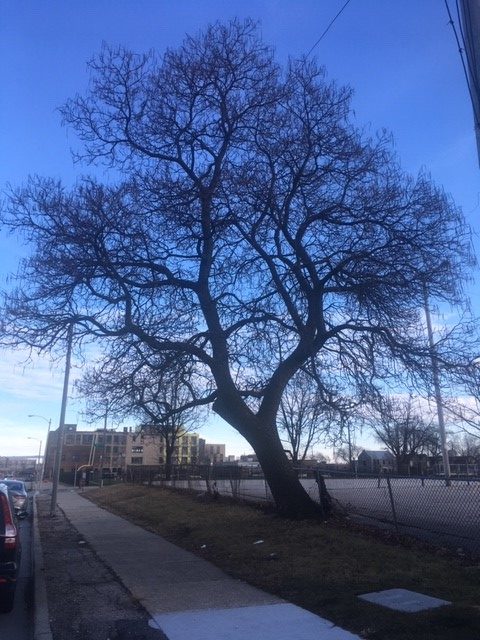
43 424 223 476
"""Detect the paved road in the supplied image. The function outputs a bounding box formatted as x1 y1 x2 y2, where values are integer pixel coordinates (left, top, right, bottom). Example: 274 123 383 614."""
0 493 34 639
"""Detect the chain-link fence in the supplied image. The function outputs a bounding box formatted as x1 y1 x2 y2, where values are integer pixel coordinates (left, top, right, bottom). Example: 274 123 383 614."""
324 470 480 555
124 464 480 556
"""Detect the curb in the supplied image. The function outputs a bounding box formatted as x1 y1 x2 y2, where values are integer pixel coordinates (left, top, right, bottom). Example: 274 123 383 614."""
32 492 54 640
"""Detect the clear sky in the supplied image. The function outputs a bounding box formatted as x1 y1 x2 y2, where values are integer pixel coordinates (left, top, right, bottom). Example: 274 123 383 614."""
0 1 478 459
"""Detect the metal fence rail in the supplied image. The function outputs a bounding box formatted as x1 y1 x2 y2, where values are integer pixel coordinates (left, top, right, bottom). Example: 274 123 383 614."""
124 464 480 556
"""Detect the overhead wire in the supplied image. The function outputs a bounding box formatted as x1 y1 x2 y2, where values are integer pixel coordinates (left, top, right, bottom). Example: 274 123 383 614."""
306 0 353 58
444 0 480 129
456 0 480 96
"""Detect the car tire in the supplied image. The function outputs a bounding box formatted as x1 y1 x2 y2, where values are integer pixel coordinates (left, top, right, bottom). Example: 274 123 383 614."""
0 586 15 613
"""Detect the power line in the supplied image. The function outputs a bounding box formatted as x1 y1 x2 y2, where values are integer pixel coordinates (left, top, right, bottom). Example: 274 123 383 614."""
306 0 353 58
444 0 480 129
456 0 480 97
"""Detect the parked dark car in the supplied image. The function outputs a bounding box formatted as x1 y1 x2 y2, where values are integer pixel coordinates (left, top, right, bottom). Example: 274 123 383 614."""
2 480 28 518
0 483 21 612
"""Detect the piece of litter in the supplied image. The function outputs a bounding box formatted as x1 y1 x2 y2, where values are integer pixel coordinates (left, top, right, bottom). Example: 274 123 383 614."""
253 539 264 545
78 540 86 545
200 544 207 549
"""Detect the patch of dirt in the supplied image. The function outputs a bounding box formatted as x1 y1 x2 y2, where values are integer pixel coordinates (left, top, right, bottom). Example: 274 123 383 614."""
36 494 166 640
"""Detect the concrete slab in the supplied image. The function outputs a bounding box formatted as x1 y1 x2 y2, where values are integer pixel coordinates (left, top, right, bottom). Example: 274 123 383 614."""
57 490 282 614
358 588 451 612
148 603 362 640
138 579 281 613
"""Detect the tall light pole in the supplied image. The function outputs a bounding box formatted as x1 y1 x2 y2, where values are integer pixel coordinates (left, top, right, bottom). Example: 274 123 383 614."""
28 415 52 482
423 285 451 486
50 324 74 517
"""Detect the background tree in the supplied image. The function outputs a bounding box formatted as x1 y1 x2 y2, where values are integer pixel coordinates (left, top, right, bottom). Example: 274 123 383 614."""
79 355 202 480
443 361 480 441
335 443 364 467
1 20 473 517
368 395 439 473
278 369 337 463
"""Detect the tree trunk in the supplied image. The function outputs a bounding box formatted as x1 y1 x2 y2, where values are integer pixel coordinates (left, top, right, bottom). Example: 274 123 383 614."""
252 428 323 518
213 398 323 518
165 449 173 481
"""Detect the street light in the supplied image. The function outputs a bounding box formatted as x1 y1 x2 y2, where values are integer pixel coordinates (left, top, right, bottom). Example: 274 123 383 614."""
422 284 451 487
50 324 74 516
28 415 52 482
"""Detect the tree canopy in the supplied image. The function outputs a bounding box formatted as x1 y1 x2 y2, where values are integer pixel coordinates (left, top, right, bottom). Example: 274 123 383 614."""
1 19 474 517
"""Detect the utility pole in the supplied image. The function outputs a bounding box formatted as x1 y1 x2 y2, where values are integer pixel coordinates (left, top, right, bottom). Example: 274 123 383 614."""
457 1 480 164
28 415 51 482
100 401 109 488
50 324 74 516
423 286 451 486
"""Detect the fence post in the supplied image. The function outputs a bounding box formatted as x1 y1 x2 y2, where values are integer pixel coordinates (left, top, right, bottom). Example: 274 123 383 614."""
377 470 382 488
205 464 212 495
386 475 399 533
315 470 332 518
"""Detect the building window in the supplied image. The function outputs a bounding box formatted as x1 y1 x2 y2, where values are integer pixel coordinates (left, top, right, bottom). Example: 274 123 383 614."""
131 457 143 465
132 446 143 454
82 434 93 444
64 435 74 445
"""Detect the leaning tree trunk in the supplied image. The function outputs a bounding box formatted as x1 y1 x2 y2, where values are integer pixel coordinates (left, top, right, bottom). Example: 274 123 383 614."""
213 397 323 518
250 426 323 518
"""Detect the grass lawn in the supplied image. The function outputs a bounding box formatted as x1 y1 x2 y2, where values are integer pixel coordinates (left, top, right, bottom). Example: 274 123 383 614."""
85 483 480 640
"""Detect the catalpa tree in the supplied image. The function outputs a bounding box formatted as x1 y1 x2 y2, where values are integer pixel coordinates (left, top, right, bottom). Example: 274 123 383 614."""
1 20 473 517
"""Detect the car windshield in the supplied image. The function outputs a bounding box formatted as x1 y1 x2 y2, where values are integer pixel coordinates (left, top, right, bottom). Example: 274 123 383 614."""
3 482 24 492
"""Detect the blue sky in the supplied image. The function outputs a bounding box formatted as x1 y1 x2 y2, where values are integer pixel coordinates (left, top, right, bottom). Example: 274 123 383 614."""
0 1 478 458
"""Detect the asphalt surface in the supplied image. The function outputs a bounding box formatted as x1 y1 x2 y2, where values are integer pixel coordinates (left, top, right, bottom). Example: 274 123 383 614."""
0 494 34 639
35 489 163 640
34 484 361 640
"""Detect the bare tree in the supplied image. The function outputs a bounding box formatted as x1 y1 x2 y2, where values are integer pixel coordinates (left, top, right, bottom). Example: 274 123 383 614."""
448 433 480 460
443 361 480 440
368 395 439 473
335 444 363 466
278 370 333 463
79 354 201 480
1 20 473 517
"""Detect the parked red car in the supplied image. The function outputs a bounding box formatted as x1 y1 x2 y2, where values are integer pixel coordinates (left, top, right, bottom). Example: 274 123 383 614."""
0 483 21 612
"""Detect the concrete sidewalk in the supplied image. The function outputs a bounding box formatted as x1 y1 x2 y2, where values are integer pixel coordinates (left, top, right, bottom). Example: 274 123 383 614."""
41 487 361 640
